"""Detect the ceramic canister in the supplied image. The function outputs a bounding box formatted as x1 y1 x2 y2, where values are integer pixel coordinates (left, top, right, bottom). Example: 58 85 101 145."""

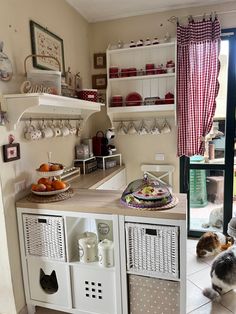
98 239 114 268
78 232 97 263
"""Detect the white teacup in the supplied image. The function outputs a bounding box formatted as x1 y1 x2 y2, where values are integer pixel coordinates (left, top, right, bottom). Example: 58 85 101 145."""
41 124 54 139
60 123 70 137
127 122 137 135
66 121 77 135
138 120 149 135
117 122 127 135
150 119 160 135
161 120 171 134
24 124 42 141
51 124 61 137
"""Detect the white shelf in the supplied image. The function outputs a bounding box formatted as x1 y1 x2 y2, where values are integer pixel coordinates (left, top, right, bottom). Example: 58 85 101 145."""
2 93 104 130
69 260 115 272
108 104 175 114
109 72 175 82
106 40 176 122
107 41 175 54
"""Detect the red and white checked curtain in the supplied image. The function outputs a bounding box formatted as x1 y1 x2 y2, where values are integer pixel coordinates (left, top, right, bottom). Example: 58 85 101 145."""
177 18 221 157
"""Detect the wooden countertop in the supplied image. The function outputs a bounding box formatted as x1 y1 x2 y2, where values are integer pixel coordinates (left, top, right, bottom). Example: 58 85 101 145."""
69 165 125 189
16 189 187 220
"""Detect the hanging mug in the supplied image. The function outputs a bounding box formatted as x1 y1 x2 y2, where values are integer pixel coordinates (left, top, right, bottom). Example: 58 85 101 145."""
24 122 42 141
161 120 171 134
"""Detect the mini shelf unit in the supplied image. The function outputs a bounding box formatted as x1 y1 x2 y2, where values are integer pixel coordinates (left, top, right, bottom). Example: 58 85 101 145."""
106 41 176 119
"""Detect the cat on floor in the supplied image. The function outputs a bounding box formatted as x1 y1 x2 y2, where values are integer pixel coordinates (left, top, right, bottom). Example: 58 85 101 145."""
202 206 223 229
203 246 236 301
196 231 233 258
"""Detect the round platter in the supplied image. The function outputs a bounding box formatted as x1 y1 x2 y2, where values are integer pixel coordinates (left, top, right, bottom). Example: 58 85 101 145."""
132 187 169 201
36 168 64 177
31 183 70 196
125 92 142 106
120 195 179 211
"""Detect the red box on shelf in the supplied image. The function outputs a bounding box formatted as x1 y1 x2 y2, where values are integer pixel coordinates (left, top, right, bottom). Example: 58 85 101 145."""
77 89 98 102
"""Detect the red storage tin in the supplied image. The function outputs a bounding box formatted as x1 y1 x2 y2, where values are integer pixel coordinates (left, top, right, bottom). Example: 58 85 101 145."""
145 63 155 75
111 95 123 107
109 66 119 78
77 89 98 102
128 68 137 77
120 68 129 77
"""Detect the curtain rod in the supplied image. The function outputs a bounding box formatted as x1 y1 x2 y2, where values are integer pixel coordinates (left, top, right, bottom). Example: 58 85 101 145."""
168 9 236 23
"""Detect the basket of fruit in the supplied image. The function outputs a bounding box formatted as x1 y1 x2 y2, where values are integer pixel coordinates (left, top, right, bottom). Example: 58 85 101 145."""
31 177 70 196
36 162 64 177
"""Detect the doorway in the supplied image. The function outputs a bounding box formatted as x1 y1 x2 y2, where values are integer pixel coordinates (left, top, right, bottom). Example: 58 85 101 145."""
180 28 236 237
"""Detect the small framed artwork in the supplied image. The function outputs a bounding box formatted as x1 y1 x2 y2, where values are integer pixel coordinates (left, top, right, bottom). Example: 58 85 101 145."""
3 143 20 162
92 74 107 89
93 53 106 69
30 20 65 75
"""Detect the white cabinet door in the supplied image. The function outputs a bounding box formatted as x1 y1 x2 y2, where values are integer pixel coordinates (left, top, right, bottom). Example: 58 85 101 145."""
97 169 126 190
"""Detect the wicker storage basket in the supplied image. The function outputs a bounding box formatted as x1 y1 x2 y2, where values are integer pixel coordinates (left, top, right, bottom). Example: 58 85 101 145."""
23 214 66 261
125 223 179 279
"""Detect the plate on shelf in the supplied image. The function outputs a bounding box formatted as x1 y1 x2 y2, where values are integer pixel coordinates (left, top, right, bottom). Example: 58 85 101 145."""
125 92 142 106
31 183 70 196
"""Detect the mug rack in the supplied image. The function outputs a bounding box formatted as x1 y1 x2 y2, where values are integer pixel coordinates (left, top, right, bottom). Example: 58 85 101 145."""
113 117 172 136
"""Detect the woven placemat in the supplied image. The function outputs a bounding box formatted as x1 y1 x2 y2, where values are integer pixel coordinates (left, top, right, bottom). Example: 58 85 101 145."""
121 196 179 211
26 188 74 203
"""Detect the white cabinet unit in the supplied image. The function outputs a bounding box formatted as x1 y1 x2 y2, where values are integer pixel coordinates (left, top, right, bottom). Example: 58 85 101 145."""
17 190 186 314
17 210 122 314
106 42 176 121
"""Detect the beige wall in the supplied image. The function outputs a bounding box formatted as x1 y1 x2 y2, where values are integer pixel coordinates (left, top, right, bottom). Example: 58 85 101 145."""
0 1 91 313
89 1 236 191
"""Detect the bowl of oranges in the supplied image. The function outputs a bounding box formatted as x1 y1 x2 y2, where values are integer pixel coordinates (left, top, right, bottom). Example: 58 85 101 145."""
36 162 64 177
31 177 70 195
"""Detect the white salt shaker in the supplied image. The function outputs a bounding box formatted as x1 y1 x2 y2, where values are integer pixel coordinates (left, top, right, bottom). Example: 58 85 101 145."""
98 239 114 267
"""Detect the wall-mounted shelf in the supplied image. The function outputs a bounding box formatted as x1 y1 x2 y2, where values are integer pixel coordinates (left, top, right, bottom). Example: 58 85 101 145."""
109 73 175 82
108 104 175 114
106 40 176 125
2 93 104 130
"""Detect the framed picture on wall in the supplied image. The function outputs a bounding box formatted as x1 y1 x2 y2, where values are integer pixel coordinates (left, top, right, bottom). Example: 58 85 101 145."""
3 143 20 162
30 20 65 75
93 53 106 69
92 74 107 89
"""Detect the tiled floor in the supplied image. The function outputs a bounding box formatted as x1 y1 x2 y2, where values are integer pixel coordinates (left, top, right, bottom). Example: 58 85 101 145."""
35 239 236 314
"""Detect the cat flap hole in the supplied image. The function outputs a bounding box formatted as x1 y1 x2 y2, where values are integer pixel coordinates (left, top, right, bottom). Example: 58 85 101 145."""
40 268 59 294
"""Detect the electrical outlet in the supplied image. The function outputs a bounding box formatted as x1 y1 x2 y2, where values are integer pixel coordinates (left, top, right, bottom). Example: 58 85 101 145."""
14 180 26 193
155 153 165 161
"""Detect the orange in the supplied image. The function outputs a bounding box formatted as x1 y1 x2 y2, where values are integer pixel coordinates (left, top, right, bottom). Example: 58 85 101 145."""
50 164 61 171
39 163 50 172
52 180 66 190
45 184 55 191
38 177 52 185
31 184 38 191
